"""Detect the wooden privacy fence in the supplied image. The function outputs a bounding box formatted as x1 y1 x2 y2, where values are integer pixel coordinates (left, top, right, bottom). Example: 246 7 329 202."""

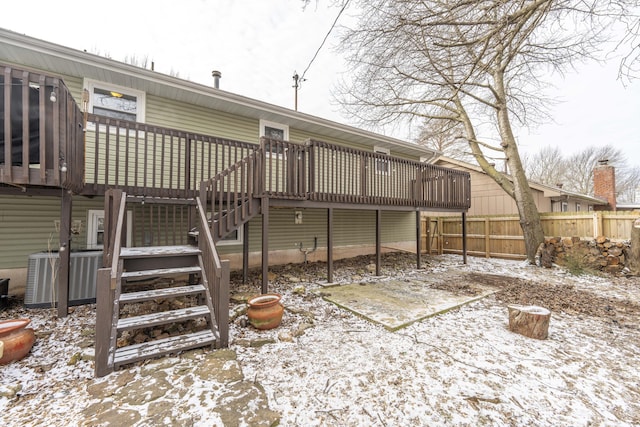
422 211 640 259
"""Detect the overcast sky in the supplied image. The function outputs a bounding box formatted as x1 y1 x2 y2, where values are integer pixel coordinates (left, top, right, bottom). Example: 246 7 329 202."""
2 0 639 167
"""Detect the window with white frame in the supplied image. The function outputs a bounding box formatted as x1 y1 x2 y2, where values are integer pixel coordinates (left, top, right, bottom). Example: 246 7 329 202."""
576 203 581 212
84 79 146 122
87 209 132 249
260 120 289 157
260 120 289 141
561 202 568 212
217 226 243 246
374 146 390 174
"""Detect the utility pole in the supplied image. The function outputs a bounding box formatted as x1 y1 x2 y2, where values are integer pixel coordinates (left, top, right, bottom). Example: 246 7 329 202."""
293 72 300 111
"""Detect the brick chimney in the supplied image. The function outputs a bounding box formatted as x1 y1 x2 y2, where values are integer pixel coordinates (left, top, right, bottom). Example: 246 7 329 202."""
593 159 616 211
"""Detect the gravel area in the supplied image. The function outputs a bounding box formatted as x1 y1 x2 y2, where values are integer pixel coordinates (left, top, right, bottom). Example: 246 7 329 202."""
1 252 639 426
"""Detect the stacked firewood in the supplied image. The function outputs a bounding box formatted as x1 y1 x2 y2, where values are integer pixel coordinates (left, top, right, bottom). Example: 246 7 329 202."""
538 236 629 274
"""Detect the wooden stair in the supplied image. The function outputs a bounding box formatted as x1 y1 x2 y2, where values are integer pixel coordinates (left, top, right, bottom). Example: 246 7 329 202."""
108 245 220 370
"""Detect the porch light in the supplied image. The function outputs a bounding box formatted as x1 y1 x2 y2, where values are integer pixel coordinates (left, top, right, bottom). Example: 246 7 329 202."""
60 162 68 173
49 90 57 102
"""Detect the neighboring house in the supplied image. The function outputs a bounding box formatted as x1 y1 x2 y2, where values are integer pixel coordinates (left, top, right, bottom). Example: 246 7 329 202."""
432 156 607 216
0 28 471 299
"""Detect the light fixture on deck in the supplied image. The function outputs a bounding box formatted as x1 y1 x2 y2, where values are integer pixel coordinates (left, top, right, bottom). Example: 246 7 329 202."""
59 153 68 173
49 90 57 103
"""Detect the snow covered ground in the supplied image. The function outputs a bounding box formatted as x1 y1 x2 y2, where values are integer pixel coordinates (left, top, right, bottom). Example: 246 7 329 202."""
1 253 639 426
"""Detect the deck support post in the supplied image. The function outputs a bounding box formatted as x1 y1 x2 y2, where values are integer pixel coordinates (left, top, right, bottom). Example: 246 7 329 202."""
462 211 468 265
375 209 381 276
57 189 72 317
416 210 422 269
261 199 269 294
242 221 250 284
95 267 114 377
327 208 333 283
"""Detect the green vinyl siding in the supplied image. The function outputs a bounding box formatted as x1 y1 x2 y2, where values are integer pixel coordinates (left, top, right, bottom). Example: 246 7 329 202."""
0 195 104 269
146 94 258 143
217 208 415 256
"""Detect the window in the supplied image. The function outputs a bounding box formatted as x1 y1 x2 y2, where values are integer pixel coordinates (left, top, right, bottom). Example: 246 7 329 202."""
84 79 146 122
87 209 132 249
260 120 289 141
576 203 581 212
260 120 289 157
374 146 390 174
217 227 243 246
561 202 568 212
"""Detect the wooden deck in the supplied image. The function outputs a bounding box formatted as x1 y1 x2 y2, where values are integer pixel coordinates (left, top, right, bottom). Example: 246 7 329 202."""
2 61 471 213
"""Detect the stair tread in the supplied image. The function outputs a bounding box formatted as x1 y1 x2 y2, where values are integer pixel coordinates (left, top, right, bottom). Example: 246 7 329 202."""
113 329 217 366
120 284 206 303
117 305 211 330
121 266 201 279
120 246 201 258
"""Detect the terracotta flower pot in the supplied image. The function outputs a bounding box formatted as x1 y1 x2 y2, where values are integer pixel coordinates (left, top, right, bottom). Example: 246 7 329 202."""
247 294 284 330
0 318 35 365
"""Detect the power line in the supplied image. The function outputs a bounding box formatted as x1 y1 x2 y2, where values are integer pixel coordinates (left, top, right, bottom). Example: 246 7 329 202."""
299 0 351 84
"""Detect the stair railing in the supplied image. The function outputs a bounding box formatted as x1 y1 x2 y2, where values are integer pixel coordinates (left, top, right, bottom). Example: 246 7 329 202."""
95 188 128 377
195 195 230 347
199 147 263 241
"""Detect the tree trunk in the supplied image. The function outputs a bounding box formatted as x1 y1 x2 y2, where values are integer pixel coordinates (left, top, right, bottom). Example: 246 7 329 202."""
507 305 550 340
494 71 545 264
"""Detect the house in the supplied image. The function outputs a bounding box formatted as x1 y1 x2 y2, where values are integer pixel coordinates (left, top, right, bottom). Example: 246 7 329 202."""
432 157 607 215
1 28 470 374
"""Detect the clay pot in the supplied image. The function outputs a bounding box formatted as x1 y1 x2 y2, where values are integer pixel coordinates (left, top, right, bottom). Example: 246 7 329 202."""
0 318 35 365
247 294 284 330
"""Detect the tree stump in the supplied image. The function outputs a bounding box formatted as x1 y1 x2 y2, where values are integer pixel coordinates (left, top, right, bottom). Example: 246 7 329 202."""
507 305 550 340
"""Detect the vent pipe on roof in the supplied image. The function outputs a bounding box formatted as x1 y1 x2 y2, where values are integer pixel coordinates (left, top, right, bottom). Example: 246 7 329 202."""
212 70 222 89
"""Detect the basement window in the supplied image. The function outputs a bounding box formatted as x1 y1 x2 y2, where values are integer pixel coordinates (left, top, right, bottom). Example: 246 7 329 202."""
217 227 243 246
87 209 132 249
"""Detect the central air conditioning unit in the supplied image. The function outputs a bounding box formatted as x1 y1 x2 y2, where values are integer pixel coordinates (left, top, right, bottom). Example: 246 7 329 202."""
25 250 103 308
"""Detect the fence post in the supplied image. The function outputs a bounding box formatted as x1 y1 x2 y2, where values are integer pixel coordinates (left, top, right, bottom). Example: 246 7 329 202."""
485 217 491 258
593 211 603 238
629 218 640 275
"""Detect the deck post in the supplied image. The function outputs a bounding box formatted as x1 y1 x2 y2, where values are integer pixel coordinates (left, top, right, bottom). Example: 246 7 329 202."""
376 209 381 276
95 267 114 377
57 189 72 317
218 260 230 347
416 210 421 269
462 211 468 264
242 221 250 284
261 199 269 294
327 208 333 283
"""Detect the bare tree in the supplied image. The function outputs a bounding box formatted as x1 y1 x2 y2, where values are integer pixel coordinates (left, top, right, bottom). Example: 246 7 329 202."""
562 146 640 202
416 118 475 163
335 0 638 262
522 146 565 187
524 144 640 203
123 54 150 69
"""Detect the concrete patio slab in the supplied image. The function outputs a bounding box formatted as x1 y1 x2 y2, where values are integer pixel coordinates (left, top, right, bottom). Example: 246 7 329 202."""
322 280 498 331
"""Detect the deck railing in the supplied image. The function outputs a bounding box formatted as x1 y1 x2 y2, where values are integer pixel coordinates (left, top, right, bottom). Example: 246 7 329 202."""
260 138 471 210
85 114 256 198
2 63 469 210
1 64 84 192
